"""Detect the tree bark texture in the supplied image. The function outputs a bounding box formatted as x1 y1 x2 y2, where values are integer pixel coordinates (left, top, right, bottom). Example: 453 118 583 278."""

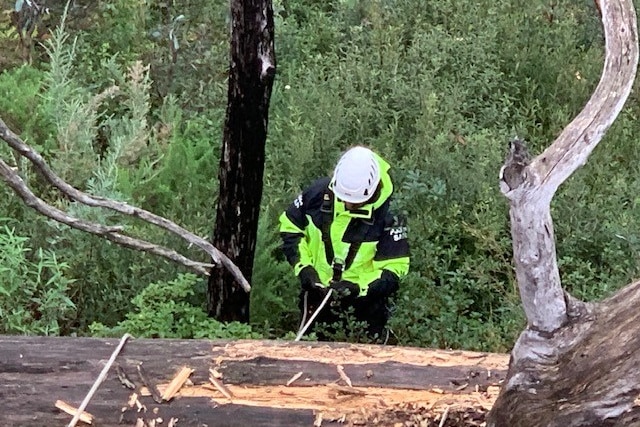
489 0 639 425
208 0 276 322
0 335 507 426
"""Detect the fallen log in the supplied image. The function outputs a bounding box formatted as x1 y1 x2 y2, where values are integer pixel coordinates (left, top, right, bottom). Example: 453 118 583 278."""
0 335 508 426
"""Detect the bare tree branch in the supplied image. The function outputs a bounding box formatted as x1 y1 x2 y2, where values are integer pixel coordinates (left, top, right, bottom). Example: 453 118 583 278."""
488 1 640 424
0 119 251 292
499 0 638 333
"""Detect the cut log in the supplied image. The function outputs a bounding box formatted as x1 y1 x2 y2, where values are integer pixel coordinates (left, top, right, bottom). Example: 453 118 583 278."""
0 335 508 426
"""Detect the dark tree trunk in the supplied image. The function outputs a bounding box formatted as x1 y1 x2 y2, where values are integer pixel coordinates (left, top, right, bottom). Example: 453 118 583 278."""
488 0 639 425
208 0 276 322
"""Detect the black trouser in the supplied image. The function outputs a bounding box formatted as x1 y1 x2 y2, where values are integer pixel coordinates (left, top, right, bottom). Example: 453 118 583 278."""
298 289 391 342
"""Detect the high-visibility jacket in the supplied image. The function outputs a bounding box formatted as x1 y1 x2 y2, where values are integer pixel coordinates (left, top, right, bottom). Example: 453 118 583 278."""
279 154 410 295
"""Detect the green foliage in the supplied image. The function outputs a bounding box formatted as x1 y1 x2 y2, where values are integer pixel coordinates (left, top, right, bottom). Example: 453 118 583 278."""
0 65 49 141
1 0 639 355
249 212 300 336
90 274 262 339
0 222 76 335
262 0 630 351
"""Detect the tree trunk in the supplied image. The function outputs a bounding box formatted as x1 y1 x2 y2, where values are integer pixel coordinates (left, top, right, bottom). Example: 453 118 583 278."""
0 335 507 426
208 0 276 322
488 0 639 425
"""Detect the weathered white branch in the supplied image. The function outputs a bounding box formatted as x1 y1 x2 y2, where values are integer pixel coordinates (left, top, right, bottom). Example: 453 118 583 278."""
0 119 251 292
499 0 638 333
530 0 638 194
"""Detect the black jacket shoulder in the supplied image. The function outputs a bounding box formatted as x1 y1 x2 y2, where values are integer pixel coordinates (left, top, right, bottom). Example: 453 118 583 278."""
301 177 331 211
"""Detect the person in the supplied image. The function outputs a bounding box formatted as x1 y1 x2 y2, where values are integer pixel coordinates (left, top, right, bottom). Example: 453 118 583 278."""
279 146 410 342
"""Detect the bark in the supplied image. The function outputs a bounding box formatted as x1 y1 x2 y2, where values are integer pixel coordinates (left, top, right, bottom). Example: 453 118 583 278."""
0 335 506 426
489 0 639 425
208 0 276 322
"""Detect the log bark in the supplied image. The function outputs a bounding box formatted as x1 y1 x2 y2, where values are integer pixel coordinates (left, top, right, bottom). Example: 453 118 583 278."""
489 0 639 425
208 0 276 322
0 335 507 426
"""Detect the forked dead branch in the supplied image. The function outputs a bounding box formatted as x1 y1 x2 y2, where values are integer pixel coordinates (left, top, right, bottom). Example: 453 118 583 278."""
490 0 639 425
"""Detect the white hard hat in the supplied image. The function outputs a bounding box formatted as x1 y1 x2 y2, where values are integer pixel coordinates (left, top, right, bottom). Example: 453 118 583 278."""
331 146 380 204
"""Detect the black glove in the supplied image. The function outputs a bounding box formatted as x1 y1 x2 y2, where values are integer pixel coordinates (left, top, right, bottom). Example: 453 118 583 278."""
298 265 321 291
366 270 399 299
330 280 360 301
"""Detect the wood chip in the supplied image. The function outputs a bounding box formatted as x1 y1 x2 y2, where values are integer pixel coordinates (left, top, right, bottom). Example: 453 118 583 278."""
161 366 194 401
137 363 163 403
55 400 93 425
455 382 469 391
336 365 352 387
168 418 179 427
286 371 304 386
209 369 234 400
286 371 303 387
116 365 136 390
127 392 139 408
487 385 501 394
327 383 366 396
438 405 450 427
313 411 323 427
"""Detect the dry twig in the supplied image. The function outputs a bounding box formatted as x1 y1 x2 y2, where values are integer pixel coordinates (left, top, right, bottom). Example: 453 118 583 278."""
0 119 250 291
209 369 234 400
66 333 132 427
438 405 450 427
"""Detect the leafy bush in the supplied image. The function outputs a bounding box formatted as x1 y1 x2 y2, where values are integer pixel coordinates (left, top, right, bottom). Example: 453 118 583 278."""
90 273 262 339
249 212 300 337
0 222 76 335
1 0 639 354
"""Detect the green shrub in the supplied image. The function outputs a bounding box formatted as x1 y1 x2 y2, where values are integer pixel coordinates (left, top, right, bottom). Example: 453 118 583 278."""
2 0 639 355
0 222 76 335
90 273 262 339
249 212 300 337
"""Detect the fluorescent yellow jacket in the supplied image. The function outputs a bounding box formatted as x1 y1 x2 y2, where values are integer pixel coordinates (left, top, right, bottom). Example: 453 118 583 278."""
279 154 409 296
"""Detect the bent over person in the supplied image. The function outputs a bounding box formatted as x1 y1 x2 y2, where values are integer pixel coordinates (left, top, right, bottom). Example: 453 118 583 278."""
279 146 410 342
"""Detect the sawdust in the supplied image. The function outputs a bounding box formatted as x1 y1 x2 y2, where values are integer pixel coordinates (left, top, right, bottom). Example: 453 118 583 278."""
144 382 499 426
137 341 509 426
216 341 510 370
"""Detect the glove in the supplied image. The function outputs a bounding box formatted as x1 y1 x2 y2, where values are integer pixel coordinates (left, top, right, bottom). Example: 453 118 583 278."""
366 270 399 298
330 280 360 301
298 265 321 291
